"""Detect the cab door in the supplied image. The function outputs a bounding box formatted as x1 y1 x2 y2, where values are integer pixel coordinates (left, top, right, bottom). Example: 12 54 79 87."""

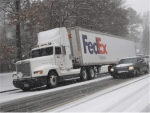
55 46 63 69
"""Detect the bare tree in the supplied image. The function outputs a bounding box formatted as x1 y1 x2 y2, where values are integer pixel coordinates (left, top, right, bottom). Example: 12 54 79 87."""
140 12 149 55
0 0 130 72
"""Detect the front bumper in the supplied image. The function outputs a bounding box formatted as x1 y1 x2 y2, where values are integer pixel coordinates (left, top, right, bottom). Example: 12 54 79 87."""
13 76 47 89
110 70 135 76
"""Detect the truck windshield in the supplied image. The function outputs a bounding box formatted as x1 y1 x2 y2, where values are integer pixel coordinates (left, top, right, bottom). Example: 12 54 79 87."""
32 47 53 58
119 58 138 64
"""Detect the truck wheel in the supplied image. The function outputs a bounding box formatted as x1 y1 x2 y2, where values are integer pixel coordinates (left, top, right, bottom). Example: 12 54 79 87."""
88 67 95 80
80 68 88 81
47 71 58 88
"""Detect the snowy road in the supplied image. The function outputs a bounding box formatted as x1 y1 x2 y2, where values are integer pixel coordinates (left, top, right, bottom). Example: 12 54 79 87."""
0 64 149 112
0 74 110 102
49 74 149 112
0 73 149 112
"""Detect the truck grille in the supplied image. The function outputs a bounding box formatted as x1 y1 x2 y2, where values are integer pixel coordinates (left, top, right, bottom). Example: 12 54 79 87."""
17 62 31 78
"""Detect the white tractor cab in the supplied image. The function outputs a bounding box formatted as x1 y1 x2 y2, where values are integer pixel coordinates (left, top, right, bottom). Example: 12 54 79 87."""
13 28 80 91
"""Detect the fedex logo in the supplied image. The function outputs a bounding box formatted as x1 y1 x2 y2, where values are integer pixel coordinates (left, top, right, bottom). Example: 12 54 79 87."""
82 35 108 54
57 56 61 58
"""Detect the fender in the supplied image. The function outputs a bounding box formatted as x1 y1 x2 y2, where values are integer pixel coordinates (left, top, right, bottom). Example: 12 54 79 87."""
32 65 60 77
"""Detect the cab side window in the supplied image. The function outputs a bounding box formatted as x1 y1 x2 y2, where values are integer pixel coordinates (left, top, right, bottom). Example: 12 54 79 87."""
46 47 53 55
55 47 61 54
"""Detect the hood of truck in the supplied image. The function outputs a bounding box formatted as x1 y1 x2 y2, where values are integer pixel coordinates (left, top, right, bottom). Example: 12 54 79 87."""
17 56 54 64
16 56 55 77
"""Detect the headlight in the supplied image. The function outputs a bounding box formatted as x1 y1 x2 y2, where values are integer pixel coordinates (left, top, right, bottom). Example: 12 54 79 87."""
34 70 43 74
12 74 17 78
110 68 114 72
129 67 134 70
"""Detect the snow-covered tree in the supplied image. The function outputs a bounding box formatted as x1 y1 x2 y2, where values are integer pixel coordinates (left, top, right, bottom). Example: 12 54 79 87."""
140 12 149 55
0 0 131 72
127 7 143 42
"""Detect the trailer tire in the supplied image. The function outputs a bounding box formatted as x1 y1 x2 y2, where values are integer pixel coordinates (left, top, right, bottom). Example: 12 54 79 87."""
47 71 58 88
88 67 95 80
80 68 88 81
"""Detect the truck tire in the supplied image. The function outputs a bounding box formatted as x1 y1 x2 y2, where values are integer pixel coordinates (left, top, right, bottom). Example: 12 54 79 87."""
88 67 95 80
80 68 88 81
47 71 58 88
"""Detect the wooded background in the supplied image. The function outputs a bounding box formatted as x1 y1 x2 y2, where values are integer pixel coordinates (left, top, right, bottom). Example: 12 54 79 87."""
0 0 149 72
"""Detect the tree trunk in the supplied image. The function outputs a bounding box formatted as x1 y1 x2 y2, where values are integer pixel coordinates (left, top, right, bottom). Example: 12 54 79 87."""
16 0 22 60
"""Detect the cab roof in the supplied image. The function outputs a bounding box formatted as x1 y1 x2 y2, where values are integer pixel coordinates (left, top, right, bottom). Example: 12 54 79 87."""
32 43 60 51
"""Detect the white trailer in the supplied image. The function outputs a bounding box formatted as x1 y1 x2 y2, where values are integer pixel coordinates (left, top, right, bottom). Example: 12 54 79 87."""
12 27 135 91
68 27 135 66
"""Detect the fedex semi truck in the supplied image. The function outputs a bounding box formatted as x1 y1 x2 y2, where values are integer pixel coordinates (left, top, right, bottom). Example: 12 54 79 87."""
12 27 136 91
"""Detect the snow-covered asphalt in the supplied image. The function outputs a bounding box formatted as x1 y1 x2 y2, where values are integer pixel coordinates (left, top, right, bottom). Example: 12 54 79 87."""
49 74 149 112
0 64 149 112
0 73 110 104
0 73 149 112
